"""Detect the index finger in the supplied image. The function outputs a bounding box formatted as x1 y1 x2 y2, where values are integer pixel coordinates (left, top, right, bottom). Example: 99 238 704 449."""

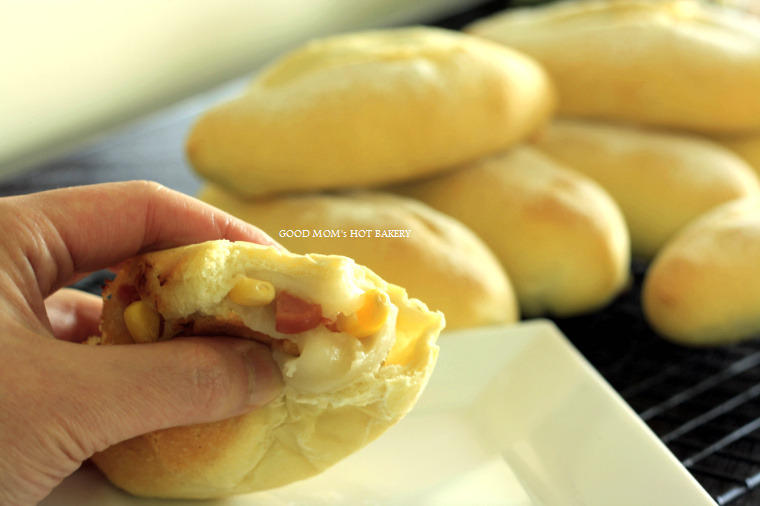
6 181 278 295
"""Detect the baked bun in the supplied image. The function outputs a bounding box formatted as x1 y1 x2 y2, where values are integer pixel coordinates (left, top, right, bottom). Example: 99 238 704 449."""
466 0 760 134
199 186 519 329
715 130 760 176
533 119 760 258
392 146 630 317
186 26 556 197
643 197 760 345
91 240 443 498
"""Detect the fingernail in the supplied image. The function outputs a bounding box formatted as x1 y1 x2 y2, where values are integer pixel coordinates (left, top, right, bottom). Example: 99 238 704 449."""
243 344 284 408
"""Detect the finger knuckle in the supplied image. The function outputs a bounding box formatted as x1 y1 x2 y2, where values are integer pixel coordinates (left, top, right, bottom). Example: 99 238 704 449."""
133 179 166 194
185 342 237 415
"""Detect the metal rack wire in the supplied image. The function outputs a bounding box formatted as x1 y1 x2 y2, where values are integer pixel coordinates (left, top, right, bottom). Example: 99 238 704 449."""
555 261 760 505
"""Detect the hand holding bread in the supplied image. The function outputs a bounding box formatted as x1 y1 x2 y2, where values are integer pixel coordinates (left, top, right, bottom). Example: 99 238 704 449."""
0 183 286 505
92 240 443 498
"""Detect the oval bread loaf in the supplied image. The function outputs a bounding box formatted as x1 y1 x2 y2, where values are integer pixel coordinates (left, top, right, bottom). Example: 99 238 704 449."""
532 119 760 258
186 26 556 197
91 240 443 498
643 197 760 345
392 146 631 317
199 186 519 329
466 0 760 134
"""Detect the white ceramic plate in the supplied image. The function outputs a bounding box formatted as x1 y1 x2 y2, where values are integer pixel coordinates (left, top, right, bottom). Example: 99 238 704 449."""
42 320 716 505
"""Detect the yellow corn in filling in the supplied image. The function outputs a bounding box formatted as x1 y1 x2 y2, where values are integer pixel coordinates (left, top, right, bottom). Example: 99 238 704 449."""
336 289 391 339
228 277 276 306
123 300 161 343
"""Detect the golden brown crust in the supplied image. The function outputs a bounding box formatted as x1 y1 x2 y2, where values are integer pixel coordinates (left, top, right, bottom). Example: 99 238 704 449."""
92 240 443 498
532 119 760 258
467 0 760 134
392 145 630 317
185 26 555 197
643 197 760 345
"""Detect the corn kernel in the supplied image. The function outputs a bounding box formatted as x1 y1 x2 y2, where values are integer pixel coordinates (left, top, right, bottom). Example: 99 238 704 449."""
228 277 276 306
336 289 391 338
123 300 161 343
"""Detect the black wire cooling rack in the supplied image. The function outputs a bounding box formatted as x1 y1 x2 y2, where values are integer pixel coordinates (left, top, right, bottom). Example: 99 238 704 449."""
554 261 760 506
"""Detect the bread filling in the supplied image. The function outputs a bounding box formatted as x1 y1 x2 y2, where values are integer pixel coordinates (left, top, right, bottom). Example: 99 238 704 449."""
119 281 397 394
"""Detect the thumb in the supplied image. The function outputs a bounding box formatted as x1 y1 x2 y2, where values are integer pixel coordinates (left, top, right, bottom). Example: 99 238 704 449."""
61 337 283 457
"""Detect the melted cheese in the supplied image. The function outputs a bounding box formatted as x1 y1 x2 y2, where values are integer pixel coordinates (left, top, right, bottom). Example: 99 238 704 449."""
274 306 397 394
227 291 396 394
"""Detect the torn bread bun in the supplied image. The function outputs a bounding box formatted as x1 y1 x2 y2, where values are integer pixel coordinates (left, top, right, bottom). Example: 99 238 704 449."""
643 197 760 345
186 26 555 197
466 0 760 134
392 146 630 317
532 119 760 258
198 186 519 329
91 240 443 498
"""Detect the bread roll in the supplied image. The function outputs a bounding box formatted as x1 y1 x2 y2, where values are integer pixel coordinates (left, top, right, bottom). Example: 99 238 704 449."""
186 26 556 197
466 0 760 134
532 119 760 258
199 186 519 329
715 130 760 176
393 146 630 317
91 240 443 498
643 197 760 345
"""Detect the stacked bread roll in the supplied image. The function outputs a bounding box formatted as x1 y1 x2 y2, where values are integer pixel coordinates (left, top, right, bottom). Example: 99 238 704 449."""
391 146 630 317
186 26 555 329
187 26 555 196
465 0 760 344
531 119 760 259
643 197 760 345
199 187 519 329
467 0 760 134
186 24 638 326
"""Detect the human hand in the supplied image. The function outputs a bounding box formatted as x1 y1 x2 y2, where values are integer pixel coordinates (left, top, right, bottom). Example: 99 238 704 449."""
0 181 284 505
